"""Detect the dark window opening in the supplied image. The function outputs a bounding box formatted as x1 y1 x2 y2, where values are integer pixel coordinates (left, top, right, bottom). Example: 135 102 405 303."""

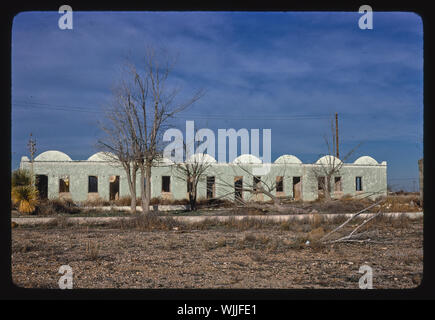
162 176 171 193
293 177 301 200
234 177 243 200
334 176 342 192
253 176 261 192
276 176 284 192
356 177 363 191
110 175 120 200
36 175 48 200
88 176 98 193
59 176 70 193
318 177 325 191
207 176 215 199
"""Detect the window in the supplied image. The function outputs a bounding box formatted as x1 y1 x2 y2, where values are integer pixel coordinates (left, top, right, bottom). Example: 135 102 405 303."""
88 176 98 193
253 176 261 192
356 177 363 191
334 176 342 192
207 176 215 199
293 177 302 200
318 177 325 190
276 176 284 192
59 176 70 193
234 176 243 200
162 176 171 193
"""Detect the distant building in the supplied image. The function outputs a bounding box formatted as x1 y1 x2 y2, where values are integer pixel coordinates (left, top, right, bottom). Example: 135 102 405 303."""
20 150 387 202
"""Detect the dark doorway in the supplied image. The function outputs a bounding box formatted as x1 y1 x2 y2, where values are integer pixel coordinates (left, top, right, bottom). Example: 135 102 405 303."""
293 177 301 200
206 176 215 199
35 175 48 200
88 176 98 193
109 175 120 200
234 176 243 200
162 176 171 193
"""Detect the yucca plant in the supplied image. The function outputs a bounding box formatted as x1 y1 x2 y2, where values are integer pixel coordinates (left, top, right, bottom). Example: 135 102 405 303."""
11 185 39 214
11 169 32 187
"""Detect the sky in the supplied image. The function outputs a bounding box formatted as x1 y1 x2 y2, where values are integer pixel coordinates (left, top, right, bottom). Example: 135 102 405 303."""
11 11 423 191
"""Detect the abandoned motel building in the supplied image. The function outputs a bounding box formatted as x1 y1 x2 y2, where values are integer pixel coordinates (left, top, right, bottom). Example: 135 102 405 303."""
19 150 387 203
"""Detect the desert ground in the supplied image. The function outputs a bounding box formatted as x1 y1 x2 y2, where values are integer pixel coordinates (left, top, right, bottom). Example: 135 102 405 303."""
11 213 423 289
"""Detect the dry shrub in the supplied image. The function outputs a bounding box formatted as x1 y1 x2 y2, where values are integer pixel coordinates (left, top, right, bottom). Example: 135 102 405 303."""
203 238 227 251
85 240 100 260
45 215 71 228
308 239 326 252
308 227 325 241
288 235 307 250
243 233 257 242
310 213 323 228
113 196 133 206
36 198 81 215
249 252 267 263
82 198 110 207
116 215 184 232
380 195 422 212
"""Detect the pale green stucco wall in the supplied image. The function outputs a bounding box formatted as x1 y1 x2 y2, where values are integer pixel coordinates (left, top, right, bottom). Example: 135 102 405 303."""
20 157 387 202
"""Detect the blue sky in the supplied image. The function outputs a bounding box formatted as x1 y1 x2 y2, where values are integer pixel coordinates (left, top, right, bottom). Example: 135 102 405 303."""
11 11 423 191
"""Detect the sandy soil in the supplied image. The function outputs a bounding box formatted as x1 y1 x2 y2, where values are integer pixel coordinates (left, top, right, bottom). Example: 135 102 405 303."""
11 218 423 289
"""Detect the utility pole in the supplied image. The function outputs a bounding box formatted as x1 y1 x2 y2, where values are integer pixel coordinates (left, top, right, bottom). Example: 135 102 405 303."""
27 133 36 186
335 112 339 158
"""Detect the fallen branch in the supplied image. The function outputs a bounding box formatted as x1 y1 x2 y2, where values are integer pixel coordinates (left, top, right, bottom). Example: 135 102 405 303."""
320 199 384 242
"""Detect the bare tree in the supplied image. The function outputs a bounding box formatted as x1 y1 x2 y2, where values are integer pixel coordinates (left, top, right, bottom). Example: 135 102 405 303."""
215 163 311 214
172 151 213 211
99 47 204 214
312 118 361 201
98 89 140 213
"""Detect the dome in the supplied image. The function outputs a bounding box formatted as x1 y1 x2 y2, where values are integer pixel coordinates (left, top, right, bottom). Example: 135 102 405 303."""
354 156 378 165
186 153 217 164
274 154 302 164
87 152 118 161
232 154 262 164
315 155 342 166
34 150 72 161
156 157 174 165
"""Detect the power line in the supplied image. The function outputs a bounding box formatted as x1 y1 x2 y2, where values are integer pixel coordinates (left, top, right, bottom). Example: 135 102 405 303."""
12 100 333 120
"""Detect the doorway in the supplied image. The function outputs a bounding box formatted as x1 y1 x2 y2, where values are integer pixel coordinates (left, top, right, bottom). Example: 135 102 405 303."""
35 175 48 200
292 177 301 200
109 175 120 200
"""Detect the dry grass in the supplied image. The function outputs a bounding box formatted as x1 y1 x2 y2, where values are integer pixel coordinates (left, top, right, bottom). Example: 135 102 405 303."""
85 240 100 260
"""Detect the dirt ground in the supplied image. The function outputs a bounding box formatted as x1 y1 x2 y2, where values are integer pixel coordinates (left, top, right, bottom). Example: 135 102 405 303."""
11 217 423 289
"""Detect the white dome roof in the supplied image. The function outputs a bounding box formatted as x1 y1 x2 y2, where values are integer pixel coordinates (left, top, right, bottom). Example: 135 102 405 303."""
315 155 342 166
186 153 217 164
233 154 262 164
87 152 118 161
34 150 72 161
274 154 302 164
156 157 174 165
354 156 378 165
